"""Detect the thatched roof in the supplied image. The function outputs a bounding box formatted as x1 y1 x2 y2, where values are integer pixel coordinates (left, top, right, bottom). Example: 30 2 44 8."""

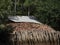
7 16 55 32
7 22 55 32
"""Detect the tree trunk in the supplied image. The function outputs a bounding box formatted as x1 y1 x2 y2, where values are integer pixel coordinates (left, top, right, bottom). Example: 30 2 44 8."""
21 4 24 15
14 0 16 15
28 7 30 16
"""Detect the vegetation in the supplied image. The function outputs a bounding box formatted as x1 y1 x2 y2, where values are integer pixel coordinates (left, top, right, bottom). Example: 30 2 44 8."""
0 0 60 30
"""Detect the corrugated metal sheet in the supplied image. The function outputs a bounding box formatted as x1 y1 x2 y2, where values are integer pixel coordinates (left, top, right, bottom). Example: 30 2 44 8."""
8 16 41 23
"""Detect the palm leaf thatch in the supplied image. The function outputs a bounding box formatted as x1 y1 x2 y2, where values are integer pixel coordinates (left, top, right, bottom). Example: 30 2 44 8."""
9 30 60 45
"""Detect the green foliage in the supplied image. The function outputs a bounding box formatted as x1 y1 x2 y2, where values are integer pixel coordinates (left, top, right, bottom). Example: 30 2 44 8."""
0 24 14 45
0 0 60 30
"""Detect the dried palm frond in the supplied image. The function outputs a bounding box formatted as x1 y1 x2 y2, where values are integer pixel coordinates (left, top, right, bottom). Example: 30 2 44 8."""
9 30 60 45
